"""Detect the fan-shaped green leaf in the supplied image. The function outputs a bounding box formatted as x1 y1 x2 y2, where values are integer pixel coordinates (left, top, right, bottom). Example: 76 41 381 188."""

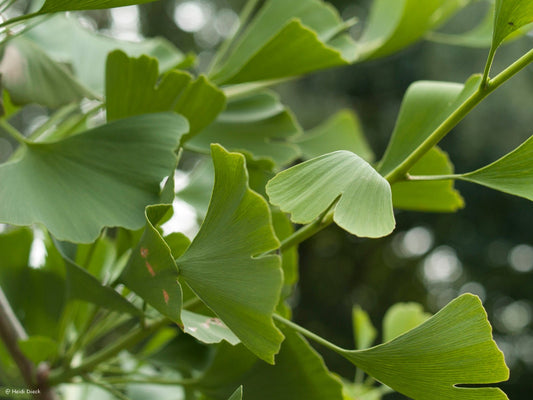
0 113 187 243
210 0 356 84
182 310 240 346
357 0 465 61
120 205 182 323
38 0 156 13
187 90 301 166
382 302 431 342
295 110 375 162
0 37 94 108
352 306 377 350
391 147 464 212
460 134 533 201
378 75 481 178
106 51 225 140
493 0 533 48
267 151 395 238
341 294 509 400
177 145 284 364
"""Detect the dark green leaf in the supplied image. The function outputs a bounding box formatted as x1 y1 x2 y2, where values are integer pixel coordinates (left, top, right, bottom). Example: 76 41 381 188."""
178 144 284 364
18 336 58 365
0 113 187 243
267 151 395 238
493 0 533 48
39 0 156 13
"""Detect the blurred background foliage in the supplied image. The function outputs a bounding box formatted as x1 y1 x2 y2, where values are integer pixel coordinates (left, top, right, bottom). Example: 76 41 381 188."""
1 0 533 398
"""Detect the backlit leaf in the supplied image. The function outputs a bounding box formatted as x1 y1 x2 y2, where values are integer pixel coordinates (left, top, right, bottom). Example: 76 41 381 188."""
182 310 240 346
177 144 284 364
228 387 243 400
382 302 431 342
0 113 187 243
39 0 156 13
493 0 533 48
267 151 395 238
352 306 377 350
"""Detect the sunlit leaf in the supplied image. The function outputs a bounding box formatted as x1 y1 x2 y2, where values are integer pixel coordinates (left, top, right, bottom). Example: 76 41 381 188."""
182 310 240 346
378 75 481 178
352 306 377 350
106 51 225 140
460 134 533 201
382 302 431 342
187 90 301 166
228 387 243 400
339 294 509 400
25 15 188 93
267 151 395 238
391 147 464 212
177 144 284 364
357 0 465 60
18 336 58 365
0 37 94 108
38 0 156 13
492 0 533 48
210 0 356 84
0 113 187 243
294 110 375 162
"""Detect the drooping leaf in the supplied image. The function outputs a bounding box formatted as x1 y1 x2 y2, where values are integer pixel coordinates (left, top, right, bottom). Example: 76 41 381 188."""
0 113 187 243
356 0 465 60
38 0 156 13
228 387 243 400
182 310 240 346
352 306 377 350
492 0 533 48
106 51 225 140
210 0 356 84
378 75 481 178
25 15 188 93
267 151 395 238
187 90 301 166
120 205 183 323
177 144 284 364
0 37 95 108
391 147 464 212
382 302 431 342
18 336 58 365
294 110 375 162
460 134 533 201
339 294 509 400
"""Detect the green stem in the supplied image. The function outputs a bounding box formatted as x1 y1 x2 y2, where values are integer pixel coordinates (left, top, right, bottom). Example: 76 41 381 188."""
406 173 459 181
0 119 27 145
29 103 79 142
0 0 18 13
101 377 197 386
0 11 39 28
481 45 497 88
278 211 334 253
48 318 170 386
84 375 132 400
385 47 533 184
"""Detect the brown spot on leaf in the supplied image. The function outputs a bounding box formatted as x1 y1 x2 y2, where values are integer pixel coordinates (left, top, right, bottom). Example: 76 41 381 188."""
208 318 224 327
145 261 156 277
163 289 170 304
140 247 149 258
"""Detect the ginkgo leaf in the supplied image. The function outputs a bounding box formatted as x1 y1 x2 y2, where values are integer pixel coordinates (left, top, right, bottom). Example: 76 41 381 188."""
356 0 465 61
187 90 301 166
120 206 182 324
210 0 356 84
352 306 377 350
0 113 187 243
492 0 533 48
38 0 156 13
460 134 533 201
382 302 431 343
378 75 481 178
0 37 95 108
228 387 243 400
106 51 225 140
294 110 375 162
182 310 240 346
266 151 395 238
340 295 509 400
177 144 284 364
391 147 464 212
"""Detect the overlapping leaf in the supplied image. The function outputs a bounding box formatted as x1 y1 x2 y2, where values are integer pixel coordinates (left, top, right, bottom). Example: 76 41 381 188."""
177 145 284 364
210 0 356 84
0 37 94 108
352 306 377 350
267 151 395 238
182 310 240 345
338 295 509 400
106 51 225 140
0 113 187 243
228 387 243 400
382 303 431 342
38 0 156 13
492 0 533 48
187 90 301 166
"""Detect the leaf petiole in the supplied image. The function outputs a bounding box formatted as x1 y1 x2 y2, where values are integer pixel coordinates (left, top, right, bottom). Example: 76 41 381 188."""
0 119 28 145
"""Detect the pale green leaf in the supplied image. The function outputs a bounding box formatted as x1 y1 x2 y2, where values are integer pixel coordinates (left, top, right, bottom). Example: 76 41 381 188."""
378 75 481 177
177 145 284 364
493 0 533 48
106 51 225 140
392 147 464 212
228 387 243 400
25 15 187 93
0 37 95 108
187 90 301 166
295 110 375 162
341 294 509 400
0 113 187 243
120 205 183 323
210 0 355 84
352 306 377 350
18 336 58 365
382 302 431 342
460 134 533 201
267 151 395 238
182 310 240 346
357 0 466 60
39 0 156 13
